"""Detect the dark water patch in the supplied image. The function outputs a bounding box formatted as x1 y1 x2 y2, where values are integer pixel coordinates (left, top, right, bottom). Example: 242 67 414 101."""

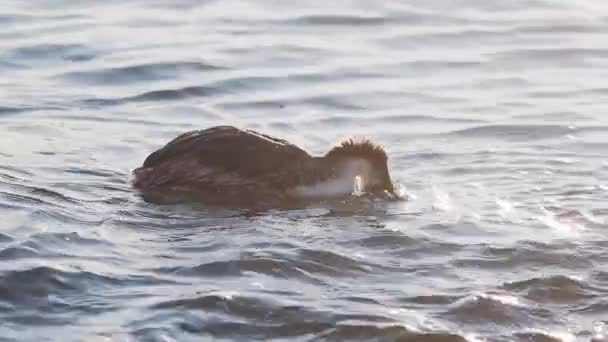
404 27 524 49
160 254 358 282
154 294 338 326
570 298 608 315
351 232 418 249
446 124 575 141
136 86 212 102
296 248 375 274
163 258 289 278
397 332 468 342
395 240 464 259
301 95 365 111
286 14 394 26
31 231 113 249
28 186 81 205
318 324 467 342
589 270 608 288
0 241 65 260
0 107 33 116
169 241 230 254
155 247 383 282
399 294 462 305
512 112 593 122
454 243 591 270
441 293 551 327
0 13 35 25
0 164 34 180
62 61 224 85
0 231 120 262
50 113 197 128
307 114 484 128
9 43 97 62
172 318 335 340
584 87 608 95
81 85 225 108
404 151 451 161
243 240 300 250
404 59 484 72
0 233 13 243
0 59 26 71
211 75 289 92
503 275 597 304
513 22 606 34
524 88 608 99
62 166 124 178
340 296 381 305
511 331 565 342
0 106 63 117
220 99 286 111
267 121 296 132
0 265 176 312
114 212 241 231
166 316 466 342
0 191 49 207
566 141 608 153
79 98 124 107
0 267 106 307
488 47 608 68
350 233 464 260
373 114 484 124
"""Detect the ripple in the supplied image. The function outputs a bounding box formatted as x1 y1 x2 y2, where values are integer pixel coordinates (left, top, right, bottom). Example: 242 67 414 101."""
318 324 467 342
511 331 570 342
446 124 576 141
503 275 597 304
0 264 176 319
157 248 374 282
62 61 224 85
0 106 61 116
8 43 97 62
441 292 553 327
0 266 116 313
453 242 591 270
352 232 418 249
81 85 225 107
154 293 336 324
305 114 484 129
489 47 608 67
513 112 594 122
399 294 462 306
287 14 393 26
0 233 13 243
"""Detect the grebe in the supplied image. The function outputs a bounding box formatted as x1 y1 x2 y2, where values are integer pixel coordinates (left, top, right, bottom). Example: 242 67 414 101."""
132 126 396 206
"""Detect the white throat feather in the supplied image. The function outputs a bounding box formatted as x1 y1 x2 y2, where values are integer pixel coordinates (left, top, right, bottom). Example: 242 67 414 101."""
290 159 372 199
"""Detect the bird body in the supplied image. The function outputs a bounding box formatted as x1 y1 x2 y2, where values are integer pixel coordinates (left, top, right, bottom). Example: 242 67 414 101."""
132 126 395 207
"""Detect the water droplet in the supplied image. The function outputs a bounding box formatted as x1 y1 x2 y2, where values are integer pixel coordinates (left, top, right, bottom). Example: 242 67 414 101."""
352 175 363 196
593 321 606 335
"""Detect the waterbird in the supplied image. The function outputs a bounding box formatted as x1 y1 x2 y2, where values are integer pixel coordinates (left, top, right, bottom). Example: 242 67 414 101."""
132 125 397 207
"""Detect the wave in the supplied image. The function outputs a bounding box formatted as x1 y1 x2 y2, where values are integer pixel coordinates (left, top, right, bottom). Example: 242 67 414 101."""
503 275 598 304
62 61 224 85
8 43 97 62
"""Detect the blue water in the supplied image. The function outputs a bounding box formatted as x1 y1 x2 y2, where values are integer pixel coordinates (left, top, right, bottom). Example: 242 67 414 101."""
2 0 608 341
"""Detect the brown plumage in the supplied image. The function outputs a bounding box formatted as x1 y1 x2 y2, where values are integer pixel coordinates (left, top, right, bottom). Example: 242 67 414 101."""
132 126 395 207
325 138 388 169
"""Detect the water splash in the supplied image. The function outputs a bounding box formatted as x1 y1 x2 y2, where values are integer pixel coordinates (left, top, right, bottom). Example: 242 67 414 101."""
352 175 364 196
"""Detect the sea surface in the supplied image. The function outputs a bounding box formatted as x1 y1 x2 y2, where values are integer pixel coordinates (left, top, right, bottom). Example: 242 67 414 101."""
2 0 608 341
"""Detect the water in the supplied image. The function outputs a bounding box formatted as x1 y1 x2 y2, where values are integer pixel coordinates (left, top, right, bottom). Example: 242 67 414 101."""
1 0 608 341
